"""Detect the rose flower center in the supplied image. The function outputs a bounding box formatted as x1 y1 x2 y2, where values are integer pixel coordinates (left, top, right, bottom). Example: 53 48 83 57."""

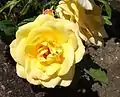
36 41 64 65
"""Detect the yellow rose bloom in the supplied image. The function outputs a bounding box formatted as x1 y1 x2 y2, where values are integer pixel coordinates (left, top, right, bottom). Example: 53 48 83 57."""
10 14 85 88
56 0 106 46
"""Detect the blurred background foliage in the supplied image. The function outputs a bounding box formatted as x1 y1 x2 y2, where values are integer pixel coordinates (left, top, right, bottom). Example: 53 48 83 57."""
0 0 60 23
0 0 111 43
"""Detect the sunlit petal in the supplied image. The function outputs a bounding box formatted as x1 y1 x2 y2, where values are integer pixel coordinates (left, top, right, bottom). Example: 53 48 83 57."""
58 43 74 76
60 64 75 86
41 77 61 88
16 63 26 78
78 0 93 10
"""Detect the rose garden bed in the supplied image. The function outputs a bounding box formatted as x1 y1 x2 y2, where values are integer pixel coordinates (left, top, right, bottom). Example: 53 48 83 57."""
0 0 120 97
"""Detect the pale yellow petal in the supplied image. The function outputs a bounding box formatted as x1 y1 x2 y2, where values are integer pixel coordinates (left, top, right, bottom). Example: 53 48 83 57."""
25 58 49 84
10 38 26 65
71 23 88 42
60 64 75 87
46 63 60 76
24 57 32 73
10 39 17 62
71 2 79 17
41 77 61 88
78 0 93 10
56 7 66 19
15 38 26 65
16 63 26 78
26 73 41 85
25 57 50 81
58 3 73 16
63 22 85 63
68 31 78 50
78 30 88 41
26 69 50 85
58 43 74 76
41 20 68 40
34 14 55 25
53 19 74 34
89 37 102 46
27 26 67 44
16 22 37 38
74 35 85 63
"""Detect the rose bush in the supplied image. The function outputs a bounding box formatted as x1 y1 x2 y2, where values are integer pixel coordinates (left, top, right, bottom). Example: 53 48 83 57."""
56 0 106 46
10 14 85 88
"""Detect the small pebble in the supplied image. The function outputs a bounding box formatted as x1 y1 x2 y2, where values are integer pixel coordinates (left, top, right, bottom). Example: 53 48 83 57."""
7 90 12 94
101 58 103 61
115 57 118 59
116 89 120 93
1 84 5 90
116 42 119 45
115 76 120 79
82 89 86 93
77 89 81 92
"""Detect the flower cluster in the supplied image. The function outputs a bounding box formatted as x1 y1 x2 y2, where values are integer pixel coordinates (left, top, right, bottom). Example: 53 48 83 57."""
10 0 105 88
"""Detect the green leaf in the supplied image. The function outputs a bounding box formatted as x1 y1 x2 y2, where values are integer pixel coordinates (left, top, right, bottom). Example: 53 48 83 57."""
0 0 21 14
105 3 111 18
85 68 108 85
20 0 33 15
96 0 112 25
0 20 18 36
0 1 13 13
97 0 107 4
9 0 21 15
103 16 112 25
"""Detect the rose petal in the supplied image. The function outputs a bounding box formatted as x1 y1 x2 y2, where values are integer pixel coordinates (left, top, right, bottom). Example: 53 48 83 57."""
60 64 75 87
59 2 73 16
25 57 50 81
25 44 37 57
46 63 60 76
58 43 74 76
34 14 55 25
15 38 26 65
16 22 37 38
41 77 61 88
10 39 17 62
10 38 26 65
26 73 41 85
68 31 78 50
16 63 26 78
74 34 85 63
78 0 93 10
27 26 67 44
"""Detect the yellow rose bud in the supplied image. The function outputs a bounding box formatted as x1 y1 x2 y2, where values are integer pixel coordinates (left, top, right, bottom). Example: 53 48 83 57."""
56 0 106 46
10 14 85 88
